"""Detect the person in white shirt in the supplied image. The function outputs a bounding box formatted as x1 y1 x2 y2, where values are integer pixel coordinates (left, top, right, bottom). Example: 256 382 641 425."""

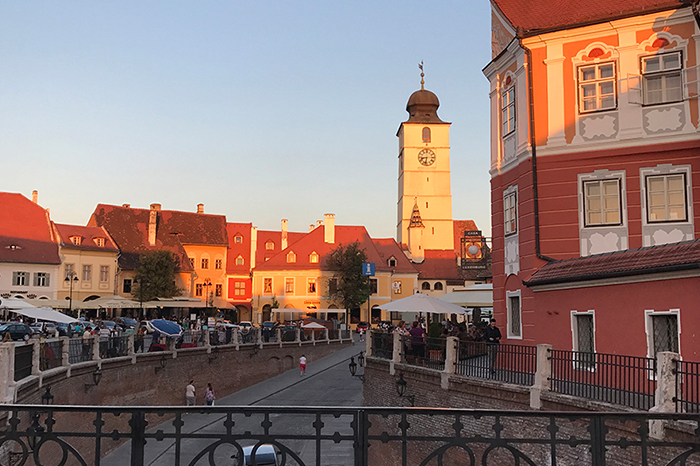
185 380 196 405
299 355 307 376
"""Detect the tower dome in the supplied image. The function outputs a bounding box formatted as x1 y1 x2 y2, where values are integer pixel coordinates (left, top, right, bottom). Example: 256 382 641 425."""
405 89 445 123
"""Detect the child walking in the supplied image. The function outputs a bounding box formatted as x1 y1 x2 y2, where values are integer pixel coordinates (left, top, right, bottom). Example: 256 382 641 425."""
299 354 307 376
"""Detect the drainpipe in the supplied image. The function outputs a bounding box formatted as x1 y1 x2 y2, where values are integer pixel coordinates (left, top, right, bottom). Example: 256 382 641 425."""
517 27 556 263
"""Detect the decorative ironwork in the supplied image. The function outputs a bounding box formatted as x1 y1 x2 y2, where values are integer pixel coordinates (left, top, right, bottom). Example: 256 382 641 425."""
370 331 393 359
456 340 536 386
1 406 700 465
675 359 700 413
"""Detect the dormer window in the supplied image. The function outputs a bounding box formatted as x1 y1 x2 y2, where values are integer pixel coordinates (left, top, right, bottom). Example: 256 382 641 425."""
236 255 244 266
388 257 397 267
94 237 105 247
70 236 82 246
309 252 319 263
286 251 297 263
234 235 243 243
265 241 275 250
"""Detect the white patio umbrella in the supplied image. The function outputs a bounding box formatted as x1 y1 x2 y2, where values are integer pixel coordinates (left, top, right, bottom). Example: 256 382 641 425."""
302 322 327 329
0 297 37 310
377 293 468 315
77 295 140 309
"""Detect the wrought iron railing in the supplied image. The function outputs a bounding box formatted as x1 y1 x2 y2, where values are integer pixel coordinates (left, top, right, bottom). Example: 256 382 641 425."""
549 349 657 410
371 331 393 359
675 359 700 413
39 340 62 371
99 336 129 359
1 405 700 466
401 336 446 370
13 344 32 381
68 337 93 363
455 340 536 386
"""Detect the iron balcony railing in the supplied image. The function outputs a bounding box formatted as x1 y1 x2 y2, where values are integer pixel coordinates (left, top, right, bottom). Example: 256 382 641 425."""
39 340 62 371
549 349 657 410
13 344 32 382
401 335 446 370
2 405 700 466
675 359 700 413
68 337 93 364
99 335 129 359
455 340 536 386
371 331 393 359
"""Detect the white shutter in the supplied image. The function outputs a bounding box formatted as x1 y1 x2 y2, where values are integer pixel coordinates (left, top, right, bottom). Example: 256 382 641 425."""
683 65 699 99
627 74 642 105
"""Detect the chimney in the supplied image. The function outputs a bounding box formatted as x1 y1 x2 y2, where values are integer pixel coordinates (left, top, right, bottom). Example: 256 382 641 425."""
32 190 38 204
316 220 323 228
148 203 161 246
250 227 258 269
309 224 315 232
197 204 204 214
281 219 288 250
324 213 335 244
122 204 130 208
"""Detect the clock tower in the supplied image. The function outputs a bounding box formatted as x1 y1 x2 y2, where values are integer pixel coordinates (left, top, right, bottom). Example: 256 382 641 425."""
397 75 454 258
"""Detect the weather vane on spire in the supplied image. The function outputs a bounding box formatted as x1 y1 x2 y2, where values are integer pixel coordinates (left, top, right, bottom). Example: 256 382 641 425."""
418 61 425 90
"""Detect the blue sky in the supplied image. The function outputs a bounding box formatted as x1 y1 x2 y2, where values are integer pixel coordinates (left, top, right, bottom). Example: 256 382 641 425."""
1 1 493 239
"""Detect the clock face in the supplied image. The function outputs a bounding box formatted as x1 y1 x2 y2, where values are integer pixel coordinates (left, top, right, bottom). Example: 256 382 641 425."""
418 149 436 166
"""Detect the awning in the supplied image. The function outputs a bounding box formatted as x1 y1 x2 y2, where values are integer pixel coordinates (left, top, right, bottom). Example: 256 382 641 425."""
271 308 347 314
439 284 493 308
76 295 141 309
10 307 78 324
302 322 327 329
377 293 468 315
0 297 37 310
144 298 206 308
25 298 73 309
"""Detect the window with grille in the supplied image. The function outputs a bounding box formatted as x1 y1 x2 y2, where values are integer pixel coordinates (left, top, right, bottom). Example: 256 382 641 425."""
508 295 521 337
215 259 223 270
434 282 443 291
504 192 517 236
286 252 296 263
64 264 74 279
265 241 275 250
195 284 203 296
421 282 431 290
642 52 682 105
234 282 245 296
502 86 515 136
578 63 616 112
646 173 687 222
201 258 209 269
236 256 244 266
584 179 621 226
651 314 679 357
309 252 319 263
422 127 431 143
574 314 596 370
235 236 243 243
215 284 223 297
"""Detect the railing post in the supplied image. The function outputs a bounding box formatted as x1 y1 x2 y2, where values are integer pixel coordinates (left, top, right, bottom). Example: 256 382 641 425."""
0 342 16 404
276 328 282 348
204 326 211 348
311 328 316 346
295 327 301 346
649 351 679 439
234 328 240 350
365 331 374 358
590 415 608 466
130 409 147 466
258 328 264 350
92 335 101 361
441 336 458 389
31 340 41 375
390 332 401 376
530 344 553 409
127 334 135 356
60 337 70 366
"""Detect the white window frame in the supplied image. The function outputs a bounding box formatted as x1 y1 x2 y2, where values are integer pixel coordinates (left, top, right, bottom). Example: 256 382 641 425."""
307 278 317 295
34 272 50 287
583 178 622 227
236 255 244 266
501 85 515 137
642 51 683 106
504 191 517 236
263 278 273 294
578 62 617 113
234 282 245 296
286 251 296 263
645 308 681 361
82 265 92 282
309 252 319 264
285 278 294 295
570 310 596 372
506 290 522 339
99 266 109 283
12 271 28 287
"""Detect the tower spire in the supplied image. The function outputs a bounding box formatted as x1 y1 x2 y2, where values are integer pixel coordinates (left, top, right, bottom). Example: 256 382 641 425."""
418 61 425 90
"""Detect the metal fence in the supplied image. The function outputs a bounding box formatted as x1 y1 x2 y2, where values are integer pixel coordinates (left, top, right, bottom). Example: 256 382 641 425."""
99 336 129 359
455 341 536 386
675 359 700 413
39 340 62 371
2 405 700 466
401 336 446 370
180 330 205 348
549 349 657 410
13 344 32 381
69 338 93 363
371 331 393 359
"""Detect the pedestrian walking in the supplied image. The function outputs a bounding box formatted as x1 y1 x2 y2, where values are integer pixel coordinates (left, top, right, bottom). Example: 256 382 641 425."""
185 380 196 406
299 354 307 376
483 318 502 376
359 328 365 342
82 328 92 359
205 383 216 406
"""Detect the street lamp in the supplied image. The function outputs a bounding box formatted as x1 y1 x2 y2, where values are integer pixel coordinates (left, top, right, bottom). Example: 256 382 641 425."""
203 279 212 309
358 351 365 367
348 356 364 382
64 272 79 317
84 367 103 392
395 374 415 406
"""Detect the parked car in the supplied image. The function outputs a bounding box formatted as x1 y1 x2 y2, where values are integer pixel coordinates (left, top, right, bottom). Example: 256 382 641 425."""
241 444 279 466
115 317 138 330
30 322 58 338
0 323 33 341
355 322 369 333
281 325 297 342
238 321 253 334
55 322 74 337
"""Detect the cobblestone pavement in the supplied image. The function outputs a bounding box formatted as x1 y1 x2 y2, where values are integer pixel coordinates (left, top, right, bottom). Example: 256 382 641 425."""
103 339 365 465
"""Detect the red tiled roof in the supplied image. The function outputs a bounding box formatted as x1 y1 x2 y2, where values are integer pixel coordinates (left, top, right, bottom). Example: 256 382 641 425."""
0 193 60 264
88 204 227 271
453 220 479 251
254 225 416 273
255 229 306 265
372 238 418 274
493 0 683 35
525 239 700 286
54 224 119 252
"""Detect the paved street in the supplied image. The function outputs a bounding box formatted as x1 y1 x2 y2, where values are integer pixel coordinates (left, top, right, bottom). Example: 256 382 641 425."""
103 339 364 465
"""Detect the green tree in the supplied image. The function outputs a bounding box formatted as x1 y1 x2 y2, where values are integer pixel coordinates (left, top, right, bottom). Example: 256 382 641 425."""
132 250 182 302
325 242 371 311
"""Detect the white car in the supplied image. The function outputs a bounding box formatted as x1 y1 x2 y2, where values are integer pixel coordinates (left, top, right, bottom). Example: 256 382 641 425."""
238 321 253 334
241 444 279 466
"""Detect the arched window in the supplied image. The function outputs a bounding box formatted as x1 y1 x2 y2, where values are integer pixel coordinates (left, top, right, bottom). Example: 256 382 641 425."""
309 252 319 263
236 255 244 266
422 127 431 143
421 282 431 290
287 251 297 263
265 241 275 250
434 282 443 291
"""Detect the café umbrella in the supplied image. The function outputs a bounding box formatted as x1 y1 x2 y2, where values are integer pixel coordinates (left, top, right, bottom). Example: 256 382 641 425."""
147 319 183 337
376 293 468 315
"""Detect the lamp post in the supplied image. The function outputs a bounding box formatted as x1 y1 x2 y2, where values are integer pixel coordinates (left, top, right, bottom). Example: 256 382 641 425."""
64 272 79 317
348 356 364 382
203 279 212 309
395 374 415 406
